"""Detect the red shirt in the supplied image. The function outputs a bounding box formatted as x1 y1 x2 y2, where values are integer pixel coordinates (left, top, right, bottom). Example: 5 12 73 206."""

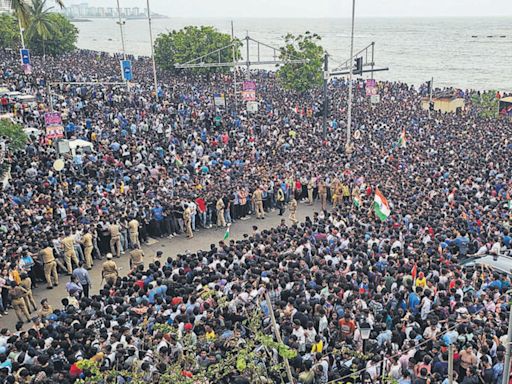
195 197 206 213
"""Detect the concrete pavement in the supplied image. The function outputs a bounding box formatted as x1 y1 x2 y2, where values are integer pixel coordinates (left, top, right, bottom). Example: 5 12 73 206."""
0 202 320 330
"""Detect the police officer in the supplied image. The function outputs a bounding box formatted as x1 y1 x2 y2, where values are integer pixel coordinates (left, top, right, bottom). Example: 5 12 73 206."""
128 216 140 247
129 244 145 271
289 197 298 224
82 228 94 270
102 253 118 286
253 186 265 219
307 177 315 205
318 179 328 211
62 231 79 274
109 220 121 258
183 204 193 239
40 242 59 289
20 272 37 313
9 281 30 323
216 197 226 227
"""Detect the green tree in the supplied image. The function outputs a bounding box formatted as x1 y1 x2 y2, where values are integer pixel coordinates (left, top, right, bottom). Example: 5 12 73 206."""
28 13 78 56
154 25 241 73
277 32 324 93
0 120 28 152
471 90 499 118
9 0 63 42
26 0 55 57
0 14 20 49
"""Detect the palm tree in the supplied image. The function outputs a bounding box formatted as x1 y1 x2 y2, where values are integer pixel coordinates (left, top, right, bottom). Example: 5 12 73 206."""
11 0 65 48
26 0 56 57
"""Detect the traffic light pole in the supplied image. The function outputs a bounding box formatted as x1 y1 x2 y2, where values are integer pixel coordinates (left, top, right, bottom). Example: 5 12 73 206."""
322 53 329 138
346 0 356 149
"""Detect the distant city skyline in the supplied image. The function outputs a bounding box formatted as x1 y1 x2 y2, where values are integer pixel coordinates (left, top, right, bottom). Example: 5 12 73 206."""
55 0 512 18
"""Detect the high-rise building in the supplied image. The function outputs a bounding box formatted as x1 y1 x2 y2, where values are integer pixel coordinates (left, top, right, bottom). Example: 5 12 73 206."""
132 7 139 16
0 0 12 14
123 7 131 17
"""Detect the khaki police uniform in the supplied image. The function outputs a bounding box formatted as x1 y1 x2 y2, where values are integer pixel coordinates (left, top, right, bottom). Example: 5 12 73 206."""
307 178 315 205
318 180 327 211
128 219 140 247
82 232 94 269
184 207 193 238
130 249 145 269
62 236 79 274
20 277 37 312
216 198 226 227
109 223 121 258
9 285 30 322
40 247 59 288
289 198 298 224
102 259 118 286
253 188 264 219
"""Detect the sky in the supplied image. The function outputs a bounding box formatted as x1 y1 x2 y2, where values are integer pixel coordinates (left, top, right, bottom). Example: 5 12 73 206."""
58 0 512 18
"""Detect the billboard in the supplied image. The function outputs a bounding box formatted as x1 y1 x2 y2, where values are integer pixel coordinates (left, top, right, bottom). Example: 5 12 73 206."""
366 79 377 96
242 81 256 101
44 112 64 141
213 93 226 107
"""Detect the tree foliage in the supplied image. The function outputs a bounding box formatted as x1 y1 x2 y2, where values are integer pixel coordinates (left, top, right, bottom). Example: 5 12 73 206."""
277 32 324 93
0 119 28 152
471 90 499 118
0 14 20 49
154 25 241 73
0 2 77 56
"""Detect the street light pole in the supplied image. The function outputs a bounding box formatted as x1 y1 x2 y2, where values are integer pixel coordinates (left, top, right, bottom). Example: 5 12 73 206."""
346 0 356 149
17 18 26 49
116 0 127 60
146 0 159 101
502 295 512 384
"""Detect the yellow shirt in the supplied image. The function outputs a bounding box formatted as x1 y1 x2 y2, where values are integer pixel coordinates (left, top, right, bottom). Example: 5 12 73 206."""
311 340 323 353
415 277 427 288
205 330 216 341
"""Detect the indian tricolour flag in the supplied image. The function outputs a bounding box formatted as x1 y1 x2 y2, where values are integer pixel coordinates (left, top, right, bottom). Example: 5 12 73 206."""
223 224 231 240
397 129 406 148
352 189 362 209
373 187 391 221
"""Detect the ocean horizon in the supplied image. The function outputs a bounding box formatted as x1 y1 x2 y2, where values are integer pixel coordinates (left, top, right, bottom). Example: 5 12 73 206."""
72 16 512 91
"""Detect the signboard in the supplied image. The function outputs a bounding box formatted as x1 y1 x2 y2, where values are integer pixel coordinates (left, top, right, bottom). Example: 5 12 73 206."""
366 79 377 96
213 93 226 107
242 81 256 101
246 101 259 113
44 112 65 141
20 49 30 65
120 60 133 81
370 94 381 104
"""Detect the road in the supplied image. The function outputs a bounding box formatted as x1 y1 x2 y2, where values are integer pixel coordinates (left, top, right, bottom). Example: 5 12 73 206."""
0 202 319 329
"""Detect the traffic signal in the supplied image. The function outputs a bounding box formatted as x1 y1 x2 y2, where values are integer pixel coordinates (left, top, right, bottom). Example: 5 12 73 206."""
353 57 363 75
426 80 432 94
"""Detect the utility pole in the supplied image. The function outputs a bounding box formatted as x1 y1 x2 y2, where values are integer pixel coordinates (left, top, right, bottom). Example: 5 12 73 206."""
265 292 294 384
346 0 356 150
322 52 329 138
448 344 454 384
116 0 127 60
146 0 159 101
245 32 250 80
503 295 512 384
231 21 238 114
18 19 25 49
428 77 434 119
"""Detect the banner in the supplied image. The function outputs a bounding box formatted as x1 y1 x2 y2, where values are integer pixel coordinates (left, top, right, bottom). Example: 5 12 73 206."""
44 112 64 141
213 93 226 107
246 101 259 113
366 79 377 96
20 49 30 65
120 60 133 81
242 81 256 101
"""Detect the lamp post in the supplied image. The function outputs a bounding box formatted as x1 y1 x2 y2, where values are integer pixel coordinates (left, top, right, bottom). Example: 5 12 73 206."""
146 0 159 101
345 0 356 150
116 0 127 60
359 322 371 354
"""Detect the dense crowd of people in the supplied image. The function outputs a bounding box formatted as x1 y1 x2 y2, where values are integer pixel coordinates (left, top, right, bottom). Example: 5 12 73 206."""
0 46 511 384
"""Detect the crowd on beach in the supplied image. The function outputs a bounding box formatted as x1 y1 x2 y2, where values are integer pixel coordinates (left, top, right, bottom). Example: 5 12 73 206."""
0 47 511 384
